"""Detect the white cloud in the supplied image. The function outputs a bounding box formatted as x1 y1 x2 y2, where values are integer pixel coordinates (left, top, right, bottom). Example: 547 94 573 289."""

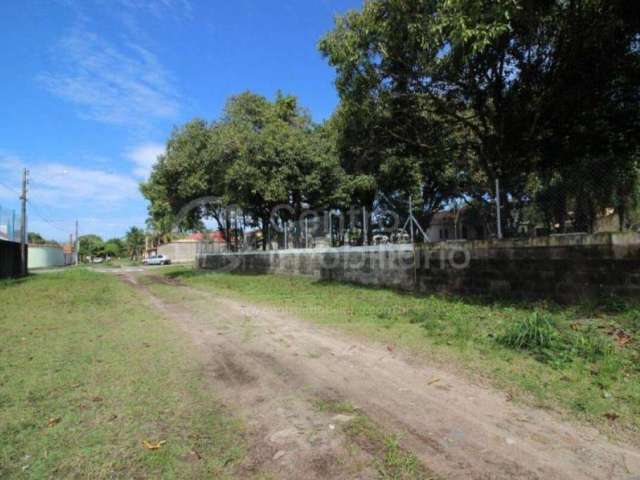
0 152 146 240
39 28 182 127
125 143 165 179
29 163 140 208
115 0 193 19
0 153 140 210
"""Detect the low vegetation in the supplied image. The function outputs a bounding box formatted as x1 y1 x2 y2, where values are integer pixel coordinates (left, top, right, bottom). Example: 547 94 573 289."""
314 399 437 480
0 269 244 479
168 268 640 439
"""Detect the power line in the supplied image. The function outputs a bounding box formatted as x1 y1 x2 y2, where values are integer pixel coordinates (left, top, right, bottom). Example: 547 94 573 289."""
26 199 74 235
0 179 21 198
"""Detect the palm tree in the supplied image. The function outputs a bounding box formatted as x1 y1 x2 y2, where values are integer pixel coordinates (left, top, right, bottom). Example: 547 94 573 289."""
125 226 146 261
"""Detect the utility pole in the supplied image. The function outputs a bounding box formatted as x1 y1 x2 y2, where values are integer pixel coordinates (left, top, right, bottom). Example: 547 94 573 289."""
495 178 503 240
75 219 79 265
19 168 28 276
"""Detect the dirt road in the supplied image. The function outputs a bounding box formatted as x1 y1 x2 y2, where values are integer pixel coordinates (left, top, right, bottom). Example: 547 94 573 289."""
118 270 640 479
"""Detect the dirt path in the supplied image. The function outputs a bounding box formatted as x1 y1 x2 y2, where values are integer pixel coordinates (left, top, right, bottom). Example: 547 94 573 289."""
119 271 640 480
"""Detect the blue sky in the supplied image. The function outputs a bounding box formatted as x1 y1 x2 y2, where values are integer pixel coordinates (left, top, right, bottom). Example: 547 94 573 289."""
0 0 361 242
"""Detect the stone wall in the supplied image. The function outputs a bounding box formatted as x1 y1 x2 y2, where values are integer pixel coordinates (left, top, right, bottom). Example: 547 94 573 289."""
198 233 640 302
158 241 200 263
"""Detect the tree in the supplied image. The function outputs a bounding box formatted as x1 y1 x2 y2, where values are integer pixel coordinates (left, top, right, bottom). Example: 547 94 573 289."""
223 92 346 247
79 234 104 261
28 232 47 244
103 238 124 258
124 227 145 261
319 0 640 235
141 91 346 249
141 119 216 233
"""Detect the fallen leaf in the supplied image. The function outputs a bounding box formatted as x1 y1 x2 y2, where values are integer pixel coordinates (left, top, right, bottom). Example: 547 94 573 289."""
427 377 441 385
604 412 619 421
614 330 632 347
143 440 166 450
386 345 395 352
92 396 104 402
47 417 61 427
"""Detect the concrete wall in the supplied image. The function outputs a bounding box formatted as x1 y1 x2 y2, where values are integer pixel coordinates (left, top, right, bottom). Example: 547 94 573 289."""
198 233 640 302
28 245 67 269
0 239 25 278
157 241 200 263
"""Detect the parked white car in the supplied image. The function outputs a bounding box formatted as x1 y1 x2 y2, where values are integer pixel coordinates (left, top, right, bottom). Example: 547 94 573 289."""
144 254 171 266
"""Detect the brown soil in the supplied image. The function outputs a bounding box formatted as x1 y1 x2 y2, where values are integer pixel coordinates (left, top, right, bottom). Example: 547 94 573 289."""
117 270 640 480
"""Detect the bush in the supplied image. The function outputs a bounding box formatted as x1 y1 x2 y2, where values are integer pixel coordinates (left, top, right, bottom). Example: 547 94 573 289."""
498 311 559 353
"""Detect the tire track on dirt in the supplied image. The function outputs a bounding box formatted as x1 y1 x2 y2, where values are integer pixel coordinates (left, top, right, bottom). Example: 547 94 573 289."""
118 271 640 480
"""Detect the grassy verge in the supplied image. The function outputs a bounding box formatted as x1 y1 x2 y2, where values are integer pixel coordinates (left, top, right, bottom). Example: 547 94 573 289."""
165 268 640 440
0 269 244 479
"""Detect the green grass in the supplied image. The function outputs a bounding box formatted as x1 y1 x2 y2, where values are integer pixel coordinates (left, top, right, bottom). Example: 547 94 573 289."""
94 258 143 268
0 269 245 479
315 399 437 480
343 417 433 480
167 268 640 440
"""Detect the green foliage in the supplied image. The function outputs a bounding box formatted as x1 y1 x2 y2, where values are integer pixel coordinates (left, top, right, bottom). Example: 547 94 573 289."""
124 227 145 260
78 234 104 260
498 312 559 353
27 232 47 245
320 0 640 234
141 92 346 248
103 238 124 258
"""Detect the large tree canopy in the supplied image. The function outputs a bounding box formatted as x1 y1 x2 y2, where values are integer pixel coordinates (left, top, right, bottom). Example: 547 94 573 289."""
319 0 640 234
142 92 346 248
143 3 640 243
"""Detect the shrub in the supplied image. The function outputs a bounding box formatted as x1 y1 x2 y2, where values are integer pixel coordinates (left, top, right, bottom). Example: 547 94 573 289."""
498 312 559 353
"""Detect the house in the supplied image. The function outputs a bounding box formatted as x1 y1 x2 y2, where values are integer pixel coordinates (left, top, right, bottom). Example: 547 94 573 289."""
594 208 621 233
186 231 226 242
425 209 486 242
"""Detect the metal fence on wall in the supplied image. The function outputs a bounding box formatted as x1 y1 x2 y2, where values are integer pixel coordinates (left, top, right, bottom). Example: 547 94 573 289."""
194 186 640 258
0 204 20 243
197 207 419 256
